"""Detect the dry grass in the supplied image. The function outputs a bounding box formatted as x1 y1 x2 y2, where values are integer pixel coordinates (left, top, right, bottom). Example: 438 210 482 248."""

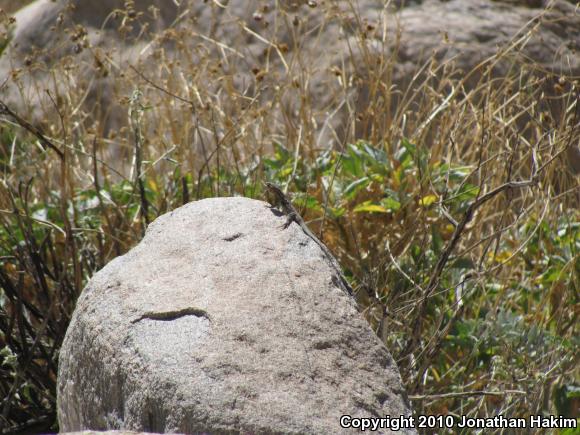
0 1 578 432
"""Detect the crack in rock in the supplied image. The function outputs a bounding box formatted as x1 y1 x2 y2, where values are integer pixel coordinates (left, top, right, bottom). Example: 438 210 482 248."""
223 232 243 241
131 307 210 324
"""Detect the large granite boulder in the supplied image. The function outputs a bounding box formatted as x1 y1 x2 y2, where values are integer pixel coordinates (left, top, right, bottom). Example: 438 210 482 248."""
391 0 579 82
9 0 178 53
62 432 159 435
57 197 415 434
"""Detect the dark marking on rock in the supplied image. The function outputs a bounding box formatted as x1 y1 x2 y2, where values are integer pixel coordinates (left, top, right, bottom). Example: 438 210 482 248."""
131 307 210 324
223 232 243 241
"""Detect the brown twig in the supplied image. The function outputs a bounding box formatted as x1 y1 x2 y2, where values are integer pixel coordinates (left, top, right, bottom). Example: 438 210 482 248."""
130 65 195 108
0 100 64 160
410 390 526 400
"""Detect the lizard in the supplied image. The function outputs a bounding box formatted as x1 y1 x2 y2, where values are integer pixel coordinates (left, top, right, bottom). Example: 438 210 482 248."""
264 181 354 297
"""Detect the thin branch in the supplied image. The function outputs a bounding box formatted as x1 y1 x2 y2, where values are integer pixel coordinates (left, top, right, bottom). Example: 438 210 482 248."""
130 65 195 108
0 101 64 160
410 390 527 400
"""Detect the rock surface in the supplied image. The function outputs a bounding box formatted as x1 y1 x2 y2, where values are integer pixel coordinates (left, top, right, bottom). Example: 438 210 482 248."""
392 0 579 80
57 197 415 434
10 0 178 51
62 432 161 435
0 0 181 134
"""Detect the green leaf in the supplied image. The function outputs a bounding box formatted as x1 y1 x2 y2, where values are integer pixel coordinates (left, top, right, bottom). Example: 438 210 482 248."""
369 173 384 183
315 150 334 172
431 225 443 255
278 166 294 178
353 201 389 213
360 142 390 176
329 207 346 218
452 257 475 270
344 177 370 199
381 196 401 211
555 384 580 420
419 194 438 207
455 183 480 202
294 195 321 212
395 139 416 170
566 386 580 398
263 142 293 171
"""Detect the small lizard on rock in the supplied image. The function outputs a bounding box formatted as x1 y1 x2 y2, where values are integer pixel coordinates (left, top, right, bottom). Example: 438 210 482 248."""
264 182 354 297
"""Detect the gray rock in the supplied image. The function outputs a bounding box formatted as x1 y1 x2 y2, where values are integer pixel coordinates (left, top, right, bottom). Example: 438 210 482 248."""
62 432 162 435
10 0 178 54
57 197 415 434
1 0 177 139
0 0 181 136
393 0 579 80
